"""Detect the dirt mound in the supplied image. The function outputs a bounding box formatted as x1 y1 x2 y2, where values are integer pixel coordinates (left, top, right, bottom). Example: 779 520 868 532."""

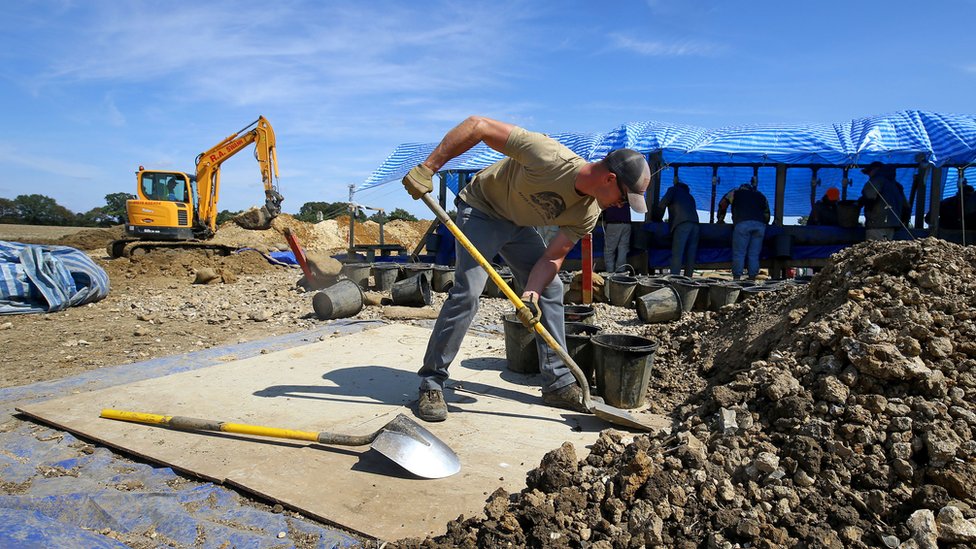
45 226 125 251
395 237 976 548
98 248 286 282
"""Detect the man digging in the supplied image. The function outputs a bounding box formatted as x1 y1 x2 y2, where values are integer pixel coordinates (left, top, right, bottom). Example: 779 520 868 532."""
401 115 650 422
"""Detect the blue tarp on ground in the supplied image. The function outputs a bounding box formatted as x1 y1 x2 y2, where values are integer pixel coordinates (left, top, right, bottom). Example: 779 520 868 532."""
361 110 976 216
0 241 110 315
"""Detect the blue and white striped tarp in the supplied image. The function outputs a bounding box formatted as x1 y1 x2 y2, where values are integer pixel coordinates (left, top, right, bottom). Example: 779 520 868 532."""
0 241 110 314
361 110 976 216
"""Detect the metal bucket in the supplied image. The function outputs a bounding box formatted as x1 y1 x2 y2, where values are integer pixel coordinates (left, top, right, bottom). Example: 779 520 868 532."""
636 286 682 323
502 313 538 374
391 274 432 307
592 334 658 409
312 279 364 320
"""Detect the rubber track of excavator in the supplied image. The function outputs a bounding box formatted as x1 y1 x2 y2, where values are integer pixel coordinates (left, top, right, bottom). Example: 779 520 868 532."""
106 239 241 258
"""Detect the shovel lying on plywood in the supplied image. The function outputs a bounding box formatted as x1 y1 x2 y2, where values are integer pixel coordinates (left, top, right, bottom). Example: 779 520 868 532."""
419 194 659 432
100 409 460 479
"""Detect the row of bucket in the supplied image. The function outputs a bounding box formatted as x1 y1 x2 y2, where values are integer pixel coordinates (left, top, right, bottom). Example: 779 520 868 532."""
312 262 453 320
502 313 657 409
604 274 802 323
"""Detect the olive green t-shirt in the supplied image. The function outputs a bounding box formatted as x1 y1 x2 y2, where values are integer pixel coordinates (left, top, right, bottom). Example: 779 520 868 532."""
458 127 600 243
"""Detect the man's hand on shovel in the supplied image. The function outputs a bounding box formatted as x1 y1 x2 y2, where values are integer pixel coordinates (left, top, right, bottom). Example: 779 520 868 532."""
402 164 434 199
516 291 541 328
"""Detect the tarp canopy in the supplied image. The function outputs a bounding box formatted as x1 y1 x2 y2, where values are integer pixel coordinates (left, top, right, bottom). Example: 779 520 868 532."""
362 110 976 217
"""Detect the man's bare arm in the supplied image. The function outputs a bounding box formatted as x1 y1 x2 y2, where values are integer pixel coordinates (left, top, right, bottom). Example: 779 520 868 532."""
422 116 515 172
522 231 576 298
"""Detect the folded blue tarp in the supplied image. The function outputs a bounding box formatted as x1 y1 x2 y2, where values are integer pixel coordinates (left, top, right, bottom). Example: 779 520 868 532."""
0 241 110 315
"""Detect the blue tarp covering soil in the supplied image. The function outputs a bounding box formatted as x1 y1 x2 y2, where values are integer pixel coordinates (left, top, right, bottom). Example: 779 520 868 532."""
0 323 380 548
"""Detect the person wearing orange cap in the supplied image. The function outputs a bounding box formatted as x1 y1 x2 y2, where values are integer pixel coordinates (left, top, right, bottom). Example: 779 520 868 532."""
808 187 841 226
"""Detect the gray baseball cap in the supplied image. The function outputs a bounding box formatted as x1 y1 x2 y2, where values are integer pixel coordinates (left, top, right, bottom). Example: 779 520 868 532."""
605 149 650 213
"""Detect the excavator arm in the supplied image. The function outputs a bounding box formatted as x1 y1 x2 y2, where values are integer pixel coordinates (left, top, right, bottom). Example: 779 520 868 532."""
195 116 284 233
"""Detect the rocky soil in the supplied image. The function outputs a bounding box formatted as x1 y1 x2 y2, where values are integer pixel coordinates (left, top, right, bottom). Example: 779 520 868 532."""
7 218 976 549
393 237 976 549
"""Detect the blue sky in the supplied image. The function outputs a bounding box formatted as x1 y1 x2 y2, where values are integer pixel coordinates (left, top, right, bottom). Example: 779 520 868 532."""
2 0 975 220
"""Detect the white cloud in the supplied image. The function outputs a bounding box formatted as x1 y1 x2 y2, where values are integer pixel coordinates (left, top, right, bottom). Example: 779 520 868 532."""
609 33 719 57
0 142 104 180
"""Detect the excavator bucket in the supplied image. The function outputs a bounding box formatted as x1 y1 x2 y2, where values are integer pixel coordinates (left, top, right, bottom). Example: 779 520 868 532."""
233 206 276 230
232 189 284 231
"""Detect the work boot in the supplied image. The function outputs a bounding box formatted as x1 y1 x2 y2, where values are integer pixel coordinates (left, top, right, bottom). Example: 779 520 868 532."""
417 389 448 422
542 383 588 413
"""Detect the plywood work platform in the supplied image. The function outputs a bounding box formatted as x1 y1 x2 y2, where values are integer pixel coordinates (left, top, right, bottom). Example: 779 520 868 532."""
17 324 668 541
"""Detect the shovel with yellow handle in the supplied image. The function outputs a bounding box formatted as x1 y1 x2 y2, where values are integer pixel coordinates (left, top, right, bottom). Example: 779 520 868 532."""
100 409 460 479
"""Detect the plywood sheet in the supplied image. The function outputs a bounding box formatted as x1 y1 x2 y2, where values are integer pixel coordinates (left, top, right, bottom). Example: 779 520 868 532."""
18 324 667 540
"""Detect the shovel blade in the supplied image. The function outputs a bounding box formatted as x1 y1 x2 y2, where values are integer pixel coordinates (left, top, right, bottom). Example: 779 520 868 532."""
370 414 460 479
589 400 670 432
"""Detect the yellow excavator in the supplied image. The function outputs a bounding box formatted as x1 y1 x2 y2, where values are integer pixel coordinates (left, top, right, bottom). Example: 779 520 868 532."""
107 116 284 258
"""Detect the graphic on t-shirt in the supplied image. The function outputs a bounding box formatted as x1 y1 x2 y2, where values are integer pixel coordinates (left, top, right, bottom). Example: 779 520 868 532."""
528 191 566 220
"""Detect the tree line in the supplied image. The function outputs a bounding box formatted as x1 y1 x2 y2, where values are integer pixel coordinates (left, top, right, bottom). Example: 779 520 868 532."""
0 194 420 227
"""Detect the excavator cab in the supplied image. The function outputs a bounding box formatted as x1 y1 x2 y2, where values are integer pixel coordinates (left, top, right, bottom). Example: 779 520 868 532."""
124 169 196 240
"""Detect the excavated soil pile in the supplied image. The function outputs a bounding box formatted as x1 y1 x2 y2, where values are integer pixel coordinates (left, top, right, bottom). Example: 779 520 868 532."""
98 248 285 282
33 214 432 255
395 237 976 549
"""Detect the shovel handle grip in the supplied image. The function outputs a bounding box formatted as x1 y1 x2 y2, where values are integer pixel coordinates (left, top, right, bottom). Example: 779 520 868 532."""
420 194 595 409
99 409 378 445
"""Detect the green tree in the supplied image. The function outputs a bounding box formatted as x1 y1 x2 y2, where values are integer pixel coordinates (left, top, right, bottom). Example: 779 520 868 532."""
368 210 389 224
0 197 16 223
388 208 418 222
295 201 363 223
78 207 117 227
103 192 136 224
13 194 75 225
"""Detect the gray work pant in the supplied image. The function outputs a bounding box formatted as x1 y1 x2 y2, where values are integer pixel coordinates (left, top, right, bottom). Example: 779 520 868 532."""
603 223 631 272
418 201 573 394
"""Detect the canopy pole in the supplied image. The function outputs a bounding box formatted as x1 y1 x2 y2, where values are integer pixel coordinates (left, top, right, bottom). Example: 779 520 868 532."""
709 166 719 224
809 167 821 208
774 165 786 227
928 165 944 237
841 168 851 200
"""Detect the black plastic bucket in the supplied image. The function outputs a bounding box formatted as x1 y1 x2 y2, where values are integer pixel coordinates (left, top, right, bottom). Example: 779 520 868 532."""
391 273 431 307
592 334 658 409
372 263 401 292
400 263 433 283
312 279 365 320
566 322 601 385
708 283 741 310
432 265 455 293
502 313 538 373
672 281 701 313
340 262 372 289
636 286 682 323
606 274 638 308
485 271 514 298
564 304 596 325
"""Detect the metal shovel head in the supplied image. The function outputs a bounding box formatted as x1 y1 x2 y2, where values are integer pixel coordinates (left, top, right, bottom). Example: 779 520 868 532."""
370 414 460 479
589 398 670 432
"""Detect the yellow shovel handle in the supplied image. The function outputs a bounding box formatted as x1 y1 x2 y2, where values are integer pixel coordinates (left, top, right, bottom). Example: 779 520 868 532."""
100 409 320 442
